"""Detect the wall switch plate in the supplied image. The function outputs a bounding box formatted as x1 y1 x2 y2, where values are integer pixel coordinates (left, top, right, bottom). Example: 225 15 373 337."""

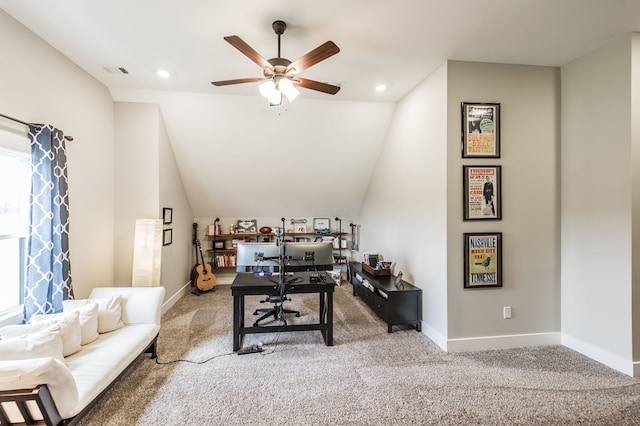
503 306 512 319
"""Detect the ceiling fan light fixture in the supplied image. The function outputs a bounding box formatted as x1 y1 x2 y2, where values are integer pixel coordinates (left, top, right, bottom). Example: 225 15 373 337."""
259 80 276 98
259 80 282 105
279 78 299 102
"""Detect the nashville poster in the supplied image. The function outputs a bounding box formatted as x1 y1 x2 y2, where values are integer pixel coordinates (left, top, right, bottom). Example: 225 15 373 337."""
464 232 502 288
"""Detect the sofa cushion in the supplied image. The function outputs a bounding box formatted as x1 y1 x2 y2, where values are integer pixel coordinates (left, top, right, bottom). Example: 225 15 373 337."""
27 311 83 357
61 301 99 345
64 323 160 412
0 329 64 362
63 295 124 333
0 357 79 419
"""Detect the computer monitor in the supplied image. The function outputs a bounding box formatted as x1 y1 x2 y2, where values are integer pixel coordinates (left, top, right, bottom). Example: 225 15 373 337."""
283 242 334 272
235 242 281 273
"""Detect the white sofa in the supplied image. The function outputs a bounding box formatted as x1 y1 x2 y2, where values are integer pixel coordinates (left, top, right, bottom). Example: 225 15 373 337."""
0 286 165 426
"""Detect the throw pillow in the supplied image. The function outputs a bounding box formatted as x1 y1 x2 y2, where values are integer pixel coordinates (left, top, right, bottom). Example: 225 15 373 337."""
61 301 99 345
0 328 64 362
28 311 83 356
62 295 124 333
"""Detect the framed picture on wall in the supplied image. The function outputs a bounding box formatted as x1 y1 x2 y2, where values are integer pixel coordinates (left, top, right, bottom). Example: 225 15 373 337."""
162 207 173 224
163 228 173 246
463 165 502 220
464 232 502 288
461 102 500 158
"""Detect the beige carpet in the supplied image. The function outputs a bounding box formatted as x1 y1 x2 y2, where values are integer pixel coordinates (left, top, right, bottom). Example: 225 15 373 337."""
78 284 640 425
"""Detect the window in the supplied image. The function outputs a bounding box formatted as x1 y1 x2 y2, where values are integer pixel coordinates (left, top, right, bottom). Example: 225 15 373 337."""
0 130 30 317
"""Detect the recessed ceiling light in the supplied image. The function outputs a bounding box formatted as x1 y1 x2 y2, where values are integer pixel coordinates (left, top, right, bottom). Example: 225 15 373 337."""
157 69 171 78
375 84 387 92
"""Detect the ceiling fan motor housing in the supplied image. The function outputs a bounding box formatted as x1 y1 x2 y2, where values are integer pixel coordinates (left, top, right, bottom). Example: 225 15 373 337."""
272 20 286 35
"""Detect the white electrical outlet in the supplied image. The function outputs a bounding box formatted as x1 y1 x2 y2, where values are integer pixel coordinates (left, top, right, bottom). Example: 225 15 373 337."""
503 306 512 319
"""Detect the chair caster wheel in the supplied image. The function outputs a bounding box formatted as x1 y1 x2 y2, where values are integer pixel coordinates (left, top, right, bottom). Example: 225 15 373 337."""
295 313 300 317
253 311 258 315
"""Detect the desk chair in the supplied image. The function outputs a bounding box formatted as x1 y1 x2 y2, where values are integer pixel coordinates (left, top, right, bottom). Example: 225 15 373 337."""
253 279 300 326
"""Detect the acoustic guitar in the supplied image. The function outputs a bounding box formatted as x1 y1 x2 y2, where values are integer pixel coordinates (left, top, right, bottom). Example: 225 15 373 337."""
194 239 216 292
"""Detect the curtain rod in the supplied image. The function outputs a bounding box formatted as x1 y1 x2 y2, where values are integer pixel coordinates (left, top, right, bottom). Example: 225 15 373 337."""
0 113 74 141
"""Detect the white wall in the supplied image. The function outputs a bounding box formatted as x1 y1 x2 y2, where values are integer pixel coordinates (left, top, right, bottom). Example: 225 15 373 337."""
114 103 161 285
561 35 635 375
159 115 195 300
114 102 193 303
632 33 640 374
358 60 560 352
446 61 561 350
0 10 115 298
359 63 449 345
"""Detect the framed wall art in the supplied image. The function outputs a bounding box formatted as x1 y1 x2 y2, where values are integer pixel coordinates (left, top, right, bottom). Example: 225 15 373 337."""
463 165 502 220
163 228 173 246
464 232 502 288
162 207 173 224
236 219 257 233
461 102 500 158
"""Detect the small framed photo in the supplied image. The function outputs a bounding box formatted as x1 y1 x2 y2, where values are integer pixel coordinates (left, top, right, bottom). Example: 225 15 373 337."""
464 232 502 288
461 102 500 158
236 219 257 233
313 218 331 234
162 207 173 224
163 228 173 246
463 165 502 220
295 224 307 233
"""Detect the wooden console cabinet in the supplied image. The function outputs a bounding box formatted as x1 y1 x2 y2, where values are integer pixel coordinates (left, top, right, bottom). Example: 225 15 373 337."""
348 261 422 333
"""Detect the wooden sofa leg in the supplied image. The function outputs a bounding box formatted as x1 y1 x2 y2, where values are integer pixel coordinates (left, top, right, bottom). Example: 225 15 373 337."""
144 334 159 359
0 385 62 426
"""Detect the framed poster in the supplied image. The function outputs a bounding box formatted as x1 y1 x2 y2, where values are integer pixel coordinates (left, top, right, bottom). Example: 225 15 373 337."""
464 232 502 288
463 165 502 220
461 102 500 158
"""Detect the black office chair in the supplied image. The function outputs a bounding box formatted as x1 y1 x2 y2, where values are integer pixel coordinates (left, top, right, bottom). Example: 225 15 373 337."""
253 279 300 326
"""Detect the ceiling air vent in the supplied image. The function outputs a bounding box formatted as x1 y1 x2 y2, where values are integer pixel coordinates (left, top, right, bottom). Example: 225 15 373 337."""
103 66 129 74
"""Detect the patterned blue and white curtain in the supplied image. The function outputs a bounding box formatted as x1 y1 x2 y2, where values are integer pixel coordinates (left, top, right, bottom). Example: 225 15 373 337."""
23 124 74 322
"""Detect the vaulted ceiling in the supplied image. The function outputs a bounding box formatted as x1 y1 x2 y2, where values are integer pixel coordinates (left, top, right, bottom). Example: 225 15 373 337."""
2 0 640 218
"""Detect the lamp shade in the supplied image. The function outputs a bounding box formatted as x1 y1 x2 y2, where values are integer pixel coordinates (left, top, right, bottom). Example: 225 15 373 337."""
279 78 299 102
259 80 283 105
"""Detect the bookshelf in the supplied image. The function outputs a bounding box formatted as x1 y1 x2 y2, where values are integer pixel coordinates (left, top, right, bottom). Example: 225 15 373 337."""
204 231 349 270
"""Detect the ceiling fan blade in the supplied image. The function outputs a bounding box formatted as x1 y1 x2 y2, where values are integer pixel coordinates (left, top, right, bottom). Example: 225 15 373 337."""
293 77 341 95
211 77 265 86
224 35 272 70
287 41 340 74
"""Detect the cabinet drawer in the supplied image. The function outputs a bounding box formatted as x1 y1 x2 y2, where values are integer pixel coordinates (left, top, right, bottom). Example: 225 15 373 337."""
355 284 388 320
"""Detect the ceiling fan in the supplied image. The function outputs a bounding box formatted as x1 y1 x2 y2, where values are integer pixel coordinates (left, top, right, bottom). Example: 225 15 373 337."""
211 20 341 105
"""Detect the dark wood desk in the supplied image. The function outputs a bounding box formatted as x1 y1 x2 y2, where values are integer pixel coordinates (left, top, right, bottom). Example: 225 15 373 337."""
230 271 336 351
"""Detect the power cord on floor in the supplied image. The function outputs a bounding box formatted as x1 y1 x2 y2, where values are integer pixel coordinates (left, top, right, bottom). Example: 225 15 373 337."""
153 331 283 363
154 351 234 365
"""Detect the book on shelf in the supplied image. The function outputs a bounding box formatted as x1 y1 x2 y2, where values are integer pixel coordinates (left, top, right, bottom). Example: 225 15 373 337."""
214 254 237 268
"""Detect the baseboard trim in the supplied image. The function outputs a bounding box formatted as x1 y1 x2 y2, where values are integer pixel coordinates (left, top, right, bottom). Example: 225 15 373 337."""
562 333 636 377
421 322 447 351
162 281 192 314
445 332 561 352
